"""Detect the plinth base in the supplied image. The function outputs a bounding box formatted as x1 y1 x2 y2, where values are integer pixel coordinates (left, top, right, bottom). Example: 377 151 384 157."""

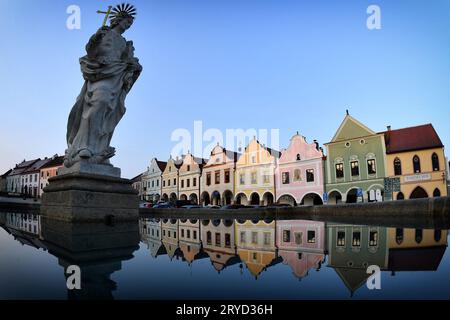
40 172 139 222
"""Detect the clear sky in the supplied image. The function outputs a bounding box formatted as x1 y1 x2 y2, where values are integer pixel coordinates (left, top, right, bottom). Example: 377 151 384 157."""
0 0 449 178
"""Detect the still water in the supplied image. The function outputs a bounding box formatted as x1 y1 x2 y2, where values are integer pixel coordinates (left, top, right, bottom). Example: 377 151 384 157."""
0 211 449 300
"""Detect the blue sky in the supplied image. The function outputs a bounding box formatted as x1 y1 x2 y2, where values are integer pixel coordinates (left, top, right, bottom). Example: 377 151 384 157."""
0 0 449 178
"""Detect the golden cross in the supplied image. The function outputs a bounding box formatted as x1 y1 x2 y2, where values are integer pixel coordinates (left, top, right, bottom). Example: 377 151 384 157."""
96 6 113 26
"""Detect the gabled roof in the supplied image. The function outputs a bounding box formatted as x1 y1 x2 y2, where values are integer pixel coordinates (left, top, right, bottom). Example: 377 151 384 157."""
382 124 443 154
1 169 12 178
23 158 53 174
9 159 40 176
131 173 144 182
40 156 64 169
156 160 167 172
250 139 282 158
388 246 446 271
330 114 376 143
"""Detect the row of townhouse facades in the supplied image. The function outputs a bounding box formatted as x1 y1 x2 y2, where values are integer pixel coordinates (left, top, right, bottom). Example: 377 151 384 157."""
139 217 448 292
133 113 449 205
1 155 64 198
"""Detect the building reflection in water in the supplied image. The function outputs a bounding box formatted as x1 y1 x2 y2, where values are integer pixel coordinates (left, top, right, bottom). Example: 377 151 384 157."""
0 212 448 299
276 220 326 280
1 212 140 300
202 219 239 273
236 219 281 279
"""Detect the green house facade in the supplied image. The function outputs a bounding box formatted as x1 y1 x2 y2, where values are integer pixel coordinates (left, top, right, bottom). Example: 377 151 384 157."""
324 114 387 204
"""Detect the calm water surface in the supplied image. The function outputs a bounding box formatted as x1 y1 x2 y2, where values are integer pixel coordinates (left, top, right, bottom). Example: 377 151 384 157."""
0 211 449 300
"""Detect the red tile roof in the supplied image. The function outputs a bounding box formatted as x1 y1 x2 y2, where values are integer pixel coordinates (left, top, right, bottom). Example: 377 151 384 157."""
383 124 443 154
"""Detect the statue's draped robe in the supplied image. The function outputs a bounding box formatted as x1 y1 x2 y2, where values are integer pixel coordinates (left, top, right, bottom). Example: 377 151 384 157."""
65 27 142 167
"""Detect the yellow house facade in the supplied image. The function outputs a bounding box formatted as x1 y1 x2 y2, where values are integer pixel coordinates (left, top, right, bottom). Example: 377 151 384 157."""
384 124 447 200
235 139 280 206
235 220 280 279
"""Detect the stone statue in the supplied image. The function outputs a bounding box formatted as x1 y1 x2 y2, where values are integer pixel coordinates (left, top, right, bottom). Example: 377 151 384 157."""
64 3 142 169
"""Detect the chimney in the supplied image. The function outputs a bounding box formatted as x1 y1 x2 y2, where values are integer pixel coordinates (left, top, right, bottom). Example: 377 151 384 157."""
346 109 349 115
387 125 391 131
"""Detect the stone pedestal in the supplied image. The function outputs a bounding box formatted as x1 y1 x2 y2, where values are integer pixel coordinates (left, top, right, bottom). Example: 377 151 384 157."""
40 165 139 222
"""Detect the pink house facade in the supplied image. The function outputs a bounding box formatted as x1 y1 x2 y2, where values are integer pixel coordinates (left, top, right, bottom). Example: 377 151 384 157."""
276 220 326 280
275 134 325 206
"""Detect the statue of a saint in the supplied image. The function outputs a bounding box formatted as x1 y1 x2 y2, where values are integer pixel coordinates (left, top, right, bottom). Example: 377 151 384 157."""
64 3 142 168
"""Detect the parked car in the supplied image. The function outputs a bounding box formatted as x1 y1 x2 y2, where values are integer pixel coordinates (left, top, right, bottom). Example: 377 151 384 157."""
267 203 292 208
139 202 151 208
246 205 267 209
203 205 221 209
220 204 252 210
175 200 193 208
181 205 202 209
153 202 174 209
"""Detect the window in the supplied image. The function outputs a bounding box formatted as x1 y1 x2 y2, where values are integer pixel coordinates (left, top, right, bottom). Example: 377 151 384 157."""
307 230 316 244
350 161 359 177
187 230 191 238
152 180 155 188
215 171 220 184
41 172 43 178
294 169 301 181
335 163 344 179
337 231 346 246
215 233 221 246
263 232 271 245
252 156 256 163
181 229 185 237
163 180 166 187
167 179 170 187
415 229 423 244
181 180 184 188
251 172 257 184
397 192 404 200
187 179 190 188
157 179 159 187
224 170 230 183
173 178 176 185
306 169 314 182
433 188 441 197
352 231 361 247
367 159 376 175
193 178 196 187
395 228 404 245
413 155 421 173
239 174 245 185
263 173 270 184
240 231 246 243
252 252 258 261
193 230 197 240
187 165 190 172
394 158 402 176
294 232 303 245
206 173 211 186
296 154 301 161
251 232 258 244
434 230 442 242
283 230 291 242
206 231 212 245
432 153 440 171
282 172 290 184
225 234 231 247
369 230 378 246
